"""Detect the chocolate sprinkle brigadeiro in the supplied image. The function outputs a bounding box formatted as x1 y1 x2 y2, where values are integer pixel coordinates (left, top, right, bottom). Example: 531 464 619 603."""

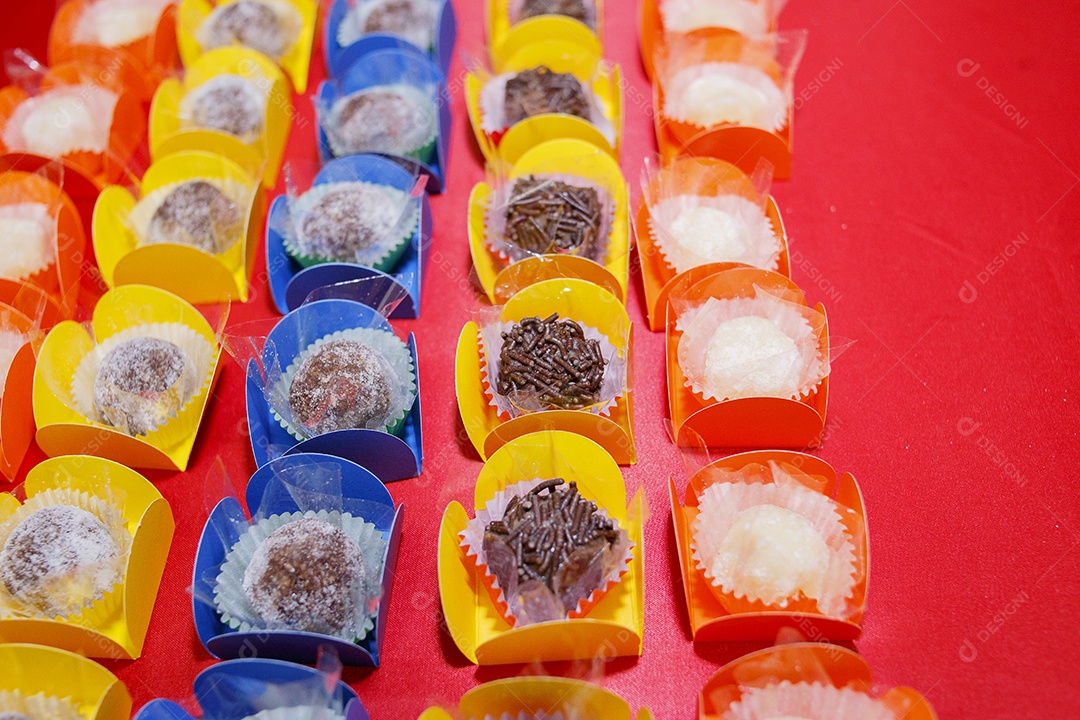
483 479 621 613
503 66 591 126
496 313 606 409
520 0 592 26
504 175 603 258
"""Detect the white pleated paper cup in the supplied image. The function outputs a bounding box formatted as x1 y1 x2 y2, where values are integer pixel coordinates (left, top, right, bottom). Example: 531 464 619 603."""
128 176 252 255
690 465 857 618
0 690 85 720
662 62 786 133
269 327 417 441
241 707 348 720
214 510 386 643
719 681 898 720
458 479 634 627
283 180 417 271
337 0 438 50
676 290 828 403
0 201 57 283
0 487 131 624
648 193 779 275
71 322 217 442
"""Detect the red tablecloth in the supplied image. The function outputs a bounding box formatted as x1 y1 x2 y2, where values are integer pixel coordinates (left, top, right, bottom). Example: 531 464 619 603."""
3 0 1079 717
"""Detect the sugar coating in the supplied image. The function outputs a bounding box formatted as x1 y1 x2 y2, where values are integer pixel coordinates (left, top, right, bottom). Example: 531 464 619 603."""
0 203 54 281
0 713 33 720
20 94 102 157
186 76 264 139
0 330 27 392
330 89 432 156
242 518 367 634
710 503 829 607
93 337 196 436
80 0 167 46
687 73 770 127
703 315 800 398
659 0 768 36
672 205 749 261
667 63 786 132
202 0 294 59
520 0 593 25
0 504 121 617
298 185 402 262
288 340 393 435
362 0 436 48
146 180 243 254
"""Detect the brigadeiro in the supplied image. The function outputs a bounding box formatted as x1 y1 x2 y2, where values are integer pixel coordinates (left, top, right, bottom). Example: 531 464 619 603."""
213 511 386 642
0 491 131 620
130 179 246 255
492 174 610 263
71 0 174 48
495 314 606 410
337 0 438 51
511 0 596 28
658 0 768 37
286 181 417 269
0 202 56 283
462 478 632 626
180 74 266 141
479 65 614 143
662 62 786 133
92 337 199 437
714 680 899 720
1 86 118 160
324 86 438 163
198 0 302 61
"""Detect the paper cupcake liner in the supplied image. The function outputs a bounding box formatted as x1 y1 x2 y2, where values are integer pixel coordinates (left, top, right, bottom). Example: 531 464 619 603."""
70 322 217 442
337 0 438 50
478 71 616 146
459 479 634 627
484 172 616 267
72 0 174 48
0 487 131 623
0 201 57 283
283 180 418 271
127 176 254 256
508 0 597 28
214 510 386 643
178 73 270 145
676 288 828 402
269 327 417 441
1 84 119 158
242 709 348 720
197 0 304 61
690 462 858 618
659 0 769 36
325 83 439 164
720 681 898 720
662 62 786 134
0 329 28 395
0 690 84 720
648 193 779 275
477 318 627 420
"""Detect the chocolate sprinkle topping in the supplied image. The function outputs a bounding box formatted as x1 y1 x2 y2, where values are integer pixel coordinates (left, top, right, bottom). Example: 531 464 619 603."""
520 0 593 26
483 479 621 613
190 80 263 139
146 180 243 254
503 66 591 127
496 314 606 409
288 339 393 435
504 175 603 258
204 0 292 59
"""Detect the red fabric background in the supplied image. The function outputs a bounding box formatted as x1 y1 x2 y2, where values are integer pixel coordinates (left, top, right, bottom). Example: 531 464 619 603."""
3 0 1080 717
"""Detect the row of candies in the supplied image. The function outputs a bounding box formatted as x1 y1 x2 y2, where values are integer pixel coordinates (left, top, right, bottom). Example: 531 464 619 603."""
0 0 461 719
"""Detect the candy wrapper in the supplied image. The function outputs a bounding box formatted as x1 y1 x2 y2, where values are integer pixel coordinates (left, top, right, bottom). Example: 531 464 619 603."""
477 308 628 418
459 477 633 627
0 476 131 623
642 155 780 275
337 0 439 50
658 0 786 37
508 0 597 28
196 0 304 62
675 285 828 402
70 0 176 50
192 459 389 646
275 159 424 271
656 31 806 135
477 63 615 146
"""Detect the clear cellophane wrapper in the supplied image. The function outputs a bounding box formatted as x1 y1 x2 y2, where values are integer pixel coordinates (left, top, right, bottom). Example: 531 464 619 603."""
484 172 615 266
690 461 860 618
317 81 439 162
675 286 828 402
0 485 131 623
125 175 254 256
476 309 627 420
337 0 439 50
196 0 304 61
0 202 59 285
1 84 119 158
459 478 633 627
0 689 84 720
719 681 899 720
194 459 391 644
69 322 216 439
177 71 272 145
71 0 174 49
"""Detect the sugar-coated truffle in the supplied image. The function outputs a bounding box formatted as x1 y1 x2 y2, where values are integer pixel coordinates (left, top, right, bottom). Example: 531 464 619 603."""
242 517 368 635
519 0 593 26
296 184 405 263
288 339 393 435
201 0 297 59
185 75 265 139
0 504 121 617
20 93 105 157
328 87 434 157
146 180 243 254
93 336 197 436
703 315 800 399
